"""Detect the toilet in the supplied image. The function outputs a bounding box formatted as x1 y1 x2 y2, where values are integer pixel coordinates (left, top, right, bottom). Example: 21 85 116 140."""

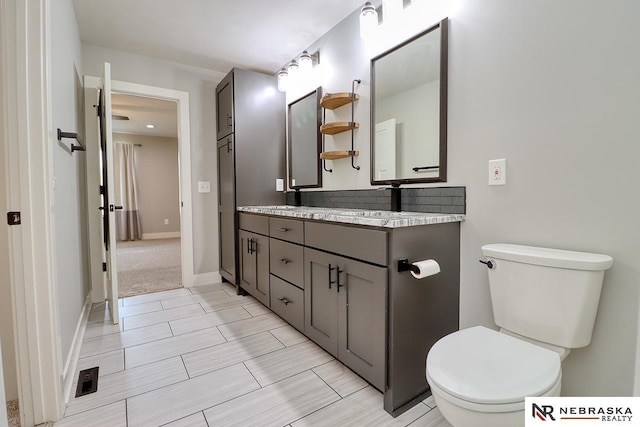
425 243 613 427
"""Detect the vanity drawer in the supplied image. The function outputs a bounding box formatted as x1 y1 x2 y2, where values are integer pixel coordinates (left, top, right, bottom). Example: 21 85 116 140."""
270 275 304 332
269 238 304 287
305 221 388 266
239 213 269 235
270 217 304 244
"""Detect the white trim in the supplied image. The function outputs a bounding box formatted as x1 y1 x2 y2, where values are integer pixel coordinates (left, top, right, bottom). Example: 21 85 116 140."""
84 77 195 293
1 0 64 423
62 295 91 404
141 232 181 240
0 341 7 427
192 271 223 287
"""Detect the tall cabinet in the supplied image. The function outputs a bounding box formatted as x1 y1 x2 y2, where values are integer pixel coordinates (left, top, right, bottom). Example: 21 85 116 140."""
216 68 285 286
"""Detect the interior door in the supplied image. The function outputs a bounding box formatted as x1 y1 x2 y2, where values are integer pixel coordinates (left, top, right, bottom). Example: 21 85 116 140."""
101 62 119 323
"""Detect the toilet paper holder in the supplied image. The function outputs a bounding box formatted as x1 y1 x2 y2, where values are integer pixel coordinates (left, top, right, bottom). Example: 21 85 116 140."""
397 258 420 274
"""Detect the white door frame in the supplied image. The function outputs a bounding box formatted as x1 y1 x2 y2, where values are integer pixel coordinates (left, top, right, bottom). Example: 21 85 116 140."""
1 0 65 424
84 76 194 300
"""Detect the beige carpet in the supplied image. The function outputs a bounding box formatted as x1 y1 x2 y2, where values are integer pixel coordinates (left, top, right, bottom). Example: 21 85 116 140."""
116 238 182 298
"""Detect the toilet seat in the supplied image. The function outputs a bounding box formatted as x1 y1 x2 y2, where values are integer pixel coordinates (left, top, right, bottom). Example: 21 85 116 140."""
426 326 561 411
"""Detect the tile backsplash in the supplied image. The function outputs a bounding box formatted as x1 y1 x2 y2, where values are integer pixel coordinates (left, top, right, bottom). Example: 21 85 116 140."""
286 187 465 214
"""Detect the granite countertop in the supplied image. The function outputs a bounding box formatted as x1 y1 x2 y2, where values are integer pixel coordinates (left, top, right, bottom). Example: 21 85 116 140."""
237 206 465 229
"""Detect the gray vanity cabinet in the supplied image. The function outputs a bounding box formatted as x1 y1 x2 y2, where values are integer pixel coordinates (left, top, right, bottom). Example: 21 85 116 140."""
217 136 235 282
238 217 270 307
215 71 234 140
304 247 387 390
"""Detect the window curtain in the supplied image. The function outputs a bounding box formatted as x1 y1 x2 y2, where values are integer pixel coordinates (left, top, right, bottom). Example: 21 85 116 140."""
115 143 142 240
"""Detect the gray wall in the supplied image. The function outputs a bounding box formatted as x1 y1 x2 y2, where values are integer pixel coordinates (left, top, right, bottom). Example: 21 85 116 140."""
50 0 90 369
113 133 180 236
82 46 225 275
287 0 640 395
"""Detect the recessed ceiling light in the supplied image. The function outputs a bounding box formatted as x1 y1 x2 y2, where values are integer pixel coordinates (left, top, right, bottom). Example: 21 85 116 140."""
146 124 155 129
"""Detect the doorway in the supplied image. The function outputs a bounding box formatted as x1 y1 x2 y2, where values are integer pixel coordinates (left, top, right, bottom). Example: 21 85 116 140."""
111 93 182 298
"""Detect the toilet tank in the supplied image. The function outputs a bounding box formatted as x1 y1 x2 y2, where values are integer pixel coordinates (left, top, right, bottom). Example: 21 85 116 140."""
481 244 613 348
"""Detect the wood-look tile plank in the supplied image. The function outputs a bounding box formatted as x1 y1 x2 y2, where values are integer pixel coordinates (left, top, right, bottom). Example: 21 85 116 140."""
83 321 123 340
122 288 191 306
217 312 287 341
117 300 163 318
80 323 172 358
244 340 334 386
65 357 188 416
188 283 228 294
204 370 340 427
164 412 209 427
59 400 126 427
242 302 272 317
291 386 430 427
312 360 368 397
87 308 112 325
126 363 260 426
76 349 124 378
423 394 436 409
169 306 252 335
269 325 308 347
123 303 205 330
125 327 226 369
408 407 453 427
200 294 257 313
161 289 231 310
182 332 284 377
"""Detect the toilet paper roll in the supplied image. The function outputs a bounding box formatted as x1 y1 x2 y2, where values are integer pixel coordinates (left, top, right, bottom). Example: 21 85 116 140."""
410 259 441 279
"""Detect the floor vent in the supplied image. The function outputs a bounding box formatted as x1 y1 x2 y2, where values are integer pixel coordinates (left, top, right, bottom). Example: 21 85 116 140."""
75 367 99 398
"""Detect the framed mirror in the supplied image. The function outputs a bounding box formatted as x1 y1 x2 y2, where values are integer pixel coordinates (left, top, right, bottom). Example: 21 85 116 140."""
370 18 448 185
288 87 322 189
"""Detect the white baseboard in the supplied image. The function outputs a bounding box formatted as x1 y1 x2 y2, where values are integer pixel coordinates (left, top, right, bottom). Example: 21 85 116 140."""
62 294 92 404
141 232 181 240
191 271 223 287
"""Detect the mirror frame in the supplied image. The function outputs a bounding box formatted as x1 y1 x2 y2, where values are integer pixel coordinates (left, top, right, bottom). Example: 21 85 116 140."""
370 18 448 186
288 87 323 189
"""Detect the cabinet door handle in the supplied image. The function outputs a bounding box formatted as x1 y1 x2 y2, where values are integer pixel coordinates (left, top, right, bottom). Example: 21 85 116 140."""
337 267 344 293
278 297 291 305
277 227 289 232
247 238 253 254
328 264 336 289
227 141 232 153
226 114 232 127
251 239 257 254
280 258 290 264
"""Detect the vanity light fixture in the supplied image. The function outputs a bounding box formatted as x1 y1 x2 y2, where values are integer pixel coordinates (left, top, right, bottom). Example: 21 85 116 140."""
277 68 288 92
288 60 300 79
299 50 313 73
382 0 403 24
360 2 378 39
146 124 155 129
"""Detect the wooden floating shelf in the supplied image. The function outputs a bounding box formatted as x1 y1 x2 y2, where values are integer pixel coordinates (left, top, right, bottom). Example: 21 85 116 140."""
320 92 360 110
320 121 359 135
320 150 360 160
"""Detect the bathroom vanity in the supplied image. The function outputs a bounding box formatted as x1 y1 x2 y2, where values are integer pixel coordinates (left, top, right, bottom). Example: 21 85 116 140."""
237 205 463 416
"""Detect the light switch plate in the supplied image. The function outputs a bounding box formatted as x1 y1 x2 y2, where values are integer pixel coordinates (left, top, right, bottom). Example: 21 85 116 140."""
488 159 506 186
198 181 211 193
276 178 284 192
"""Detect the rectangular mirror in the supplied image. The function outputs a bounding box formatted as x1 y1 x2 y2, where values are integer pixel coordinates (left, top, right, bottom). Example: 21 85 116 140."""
371 18 448 185
288 87 322 189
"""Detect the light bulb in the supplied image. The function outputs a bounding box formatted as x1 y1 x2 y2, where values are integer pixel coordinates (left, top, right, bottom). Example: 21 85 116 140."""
288 60 299 79
299 51 313 73
277 68 288 92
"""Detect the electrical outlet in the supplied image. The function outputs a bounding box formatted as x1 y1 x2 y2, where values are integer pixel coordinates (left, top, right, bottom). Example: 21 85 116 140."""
488 159 506 186
164 219 169 225
198 181 210 193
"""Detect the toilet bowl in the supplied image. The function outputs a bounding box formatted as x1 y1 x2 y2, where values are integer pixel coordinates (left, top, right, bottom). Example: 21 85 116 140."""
425 244 613 427
426 326 561 427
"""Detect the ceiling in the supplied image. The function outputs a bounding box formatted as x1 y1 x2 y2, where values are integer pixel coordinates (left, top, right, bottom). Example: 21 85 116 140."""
111 94 178 138
71 0 362 75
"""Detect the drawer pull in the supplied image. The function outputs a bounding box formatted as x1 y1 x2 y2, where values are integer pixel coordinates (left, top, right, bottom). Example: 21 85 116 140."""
328 264 336 289
280 258 290 264
277 227 289 232
278 297 291 305
337 267 344 293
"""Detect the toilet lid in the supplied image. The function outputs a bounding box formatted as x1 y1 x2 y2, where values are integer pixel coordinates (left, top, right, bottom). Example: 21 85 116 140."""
427 326 561 405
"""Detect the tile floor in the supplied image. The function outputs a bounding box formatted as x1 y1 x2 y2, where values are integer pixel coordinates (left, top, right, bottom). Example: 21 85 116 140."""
56 282 452 426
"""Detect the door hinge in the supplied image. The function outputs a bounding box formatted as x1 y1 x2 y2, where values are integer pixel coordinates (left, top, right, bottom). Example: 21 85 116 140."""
99 185 105 195
102 262 107 272
7 211 21 225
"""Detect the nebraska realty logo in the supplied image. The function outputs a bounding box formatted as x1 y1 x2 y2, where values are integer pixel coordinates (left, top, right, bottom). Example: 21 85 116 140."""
525 397 640 426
